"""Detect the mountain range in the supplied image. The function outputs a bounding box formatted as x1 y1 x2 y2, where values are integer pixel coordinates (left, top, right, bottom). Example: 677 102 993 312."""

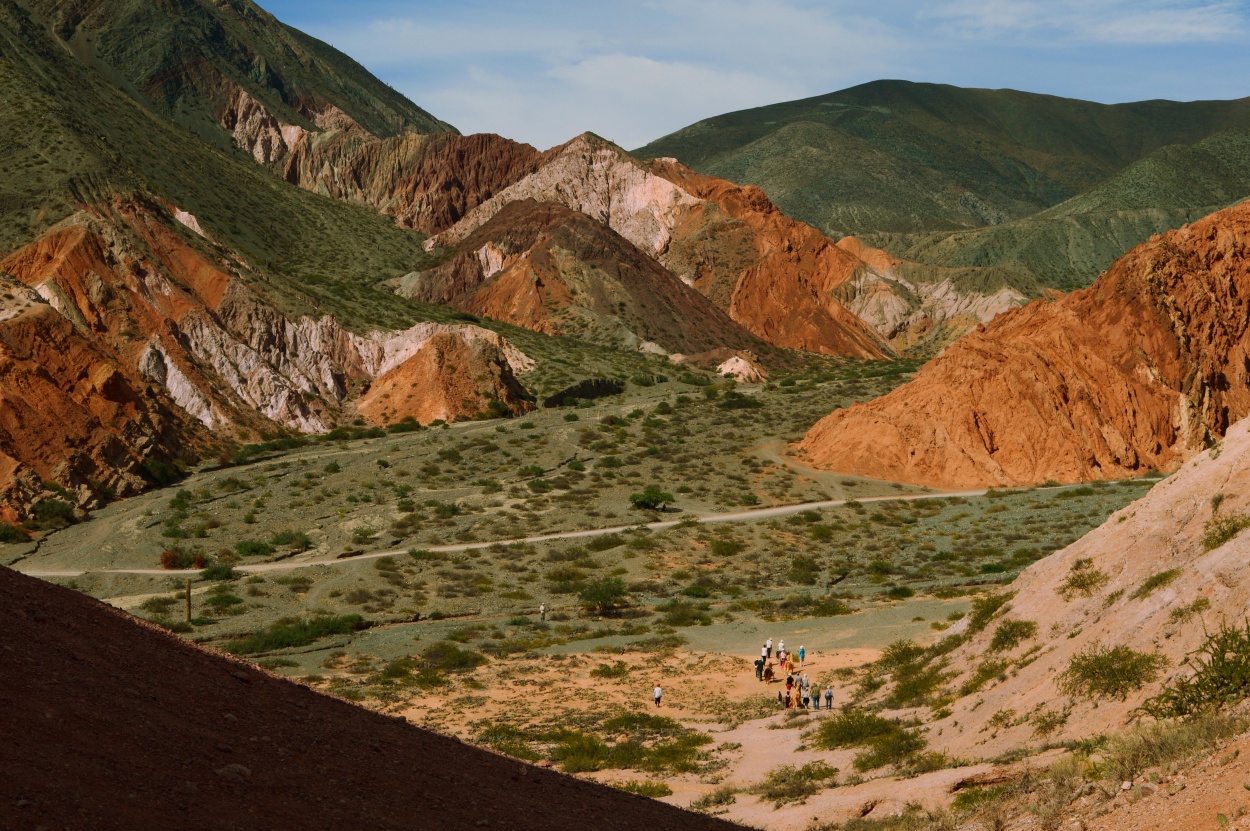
1 0 1249 519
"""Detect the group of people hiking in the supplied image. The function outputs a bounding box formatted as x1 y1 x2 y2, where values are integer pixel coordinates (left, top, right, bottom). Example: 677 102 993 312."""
753 637 833 710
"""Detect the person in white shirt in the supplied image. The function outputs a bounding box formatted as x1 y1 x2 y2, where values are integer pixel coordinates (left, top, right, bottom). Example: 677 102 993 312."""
653 685 662 707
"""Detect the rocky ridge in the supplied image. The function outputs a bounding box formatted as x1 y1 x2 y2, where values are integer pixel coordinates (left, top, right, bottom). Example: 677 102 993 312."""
799 201 1250 488
0 202 531 514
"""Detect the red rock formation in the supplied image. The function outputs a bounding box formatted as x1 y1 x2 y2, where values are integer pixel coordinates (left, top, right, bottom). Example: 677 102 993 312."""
0 280 202 513
651 159 889 358
357 331 531 426
0 565 744 831
798 202 1250 487
0 201 533 516
399 199 762 354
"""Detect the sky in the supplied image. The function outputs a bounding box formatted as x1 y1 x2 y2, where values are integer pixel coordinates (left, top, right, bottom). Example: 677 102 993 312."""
255 0 1250 151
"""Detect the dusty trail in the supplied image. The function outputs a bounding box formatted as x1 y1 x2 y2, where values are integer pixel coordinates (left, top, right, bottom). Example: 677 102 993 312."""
20 486 1008 577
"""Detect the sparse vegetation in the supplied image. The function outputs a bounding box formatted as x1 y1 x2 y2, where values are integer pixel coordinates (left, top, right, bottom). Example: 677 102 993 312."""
1057 643 1166 700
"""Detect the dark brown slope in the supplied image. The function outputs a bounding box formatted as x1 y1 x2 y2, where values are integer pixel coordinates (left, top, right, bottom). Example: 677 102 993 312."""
0 566 744 831
400 199 764 355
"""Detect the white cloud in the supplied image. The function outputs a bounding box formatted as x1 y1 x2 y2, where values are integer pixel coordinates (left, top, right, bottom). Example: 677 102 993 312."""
931 0 1246 43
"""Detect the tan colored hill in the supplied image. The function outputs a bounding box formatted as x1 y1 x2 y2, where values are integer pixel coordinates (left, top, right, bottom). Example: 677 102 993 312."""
392 199 763 355
921 415 1250 761
0 202 531 515
425 135 889 359
0 564 744 831
798 200 1250 488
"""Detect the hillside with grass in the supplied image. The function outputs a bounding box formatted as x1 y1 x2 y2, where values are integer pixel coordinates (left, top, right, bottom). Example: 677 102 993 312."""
23 0 453 149
636 80 1250 292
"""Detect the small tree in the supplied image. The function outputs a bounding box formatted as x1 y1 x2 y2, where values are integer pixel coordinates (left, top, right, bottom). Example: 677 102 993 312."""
630 485 675 512
579 577 630 615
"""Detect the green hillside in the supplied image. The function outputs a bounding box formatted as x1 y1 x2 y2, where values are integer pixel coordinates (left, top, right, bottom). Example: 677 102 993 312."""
873 130 1250 290
23 0 454 150
635 80 1250 239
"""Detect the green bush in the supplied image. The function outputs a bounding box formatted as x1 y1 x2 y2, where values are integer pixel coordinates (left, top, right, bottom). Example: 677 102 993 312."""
967 592 1012 632
586 534 625 551
1130 569 1182 600
31 499 75 529
235 539 275 558
0 522 29 543
225 615 364 654
270 530 312 550
579 577 630 615
752 761 838 806
813 711 928 772
1143 621 1250 718
1101 712 1248 782
590 661 630 679
421 641 488 672
200 563 237 581
656 599 711 626
1203 513 1250 551
1057 559 1110 600
1058 643 1166 700
690 786 737 812
989 619 1038 653
616 780 672 797
629 485 674 511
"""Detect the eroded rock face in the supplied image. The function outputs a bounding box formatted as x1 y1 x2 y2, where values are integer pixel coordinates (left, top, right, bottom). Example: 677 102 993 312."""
0 201 531 514
395 199 761 354
356 332 532 426
0 276 202 515
421 136 888 358
798 202 1250 488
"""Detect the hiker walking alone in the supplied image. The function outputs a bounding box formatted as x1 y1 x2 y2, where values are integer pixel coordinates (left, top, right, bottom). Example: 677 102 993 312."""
539 603 546 622
654 684 662 707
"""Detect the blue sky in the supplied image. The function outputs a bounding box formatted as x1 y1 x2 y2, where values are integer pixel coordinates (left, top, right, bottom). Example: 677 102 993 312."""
256 0 1250 150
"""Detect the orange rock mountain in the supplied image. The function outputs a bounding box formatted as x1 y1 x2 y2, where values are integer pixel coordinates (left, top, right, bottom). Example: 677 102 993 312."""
799 201 1250 488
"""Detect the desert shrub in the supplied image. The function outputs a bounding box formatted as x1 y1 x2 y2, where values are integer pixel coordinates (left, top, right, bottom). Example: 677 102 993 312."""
270 530 312 550
1142 620 1250 718
710 539 745 557
989 619 1038 653
814 712 912 763
616 780 672 797
1101 711 1248 782
0 522 28 543
1130 569 1182 600
629 485 674 511
225 615 364 654
967 592 1012 632
421 641 488 672
1057 559 1110 600
579 577 630 615
590 661 630 679
586 534 625 551
656 598 712 627
959 659 1008 697
235 539 275 558
1058 643 1166 700
1168 596 1212 624
1031 708 1069 737
31 499 75 529
752 761 838 806
1203 513 1250 551
690 786 737 812
884 585 915 600
204 592 243 610
200 562 237 581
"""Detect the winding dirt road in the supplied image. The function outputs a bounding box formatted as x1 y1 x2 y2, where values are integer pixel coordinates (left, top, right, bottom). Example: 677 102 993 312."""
19 487 1003 577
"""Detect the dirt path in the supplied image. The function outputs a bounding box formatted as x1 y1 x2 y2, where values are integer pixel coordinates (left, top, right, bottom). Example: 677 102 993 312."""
19 487 999 577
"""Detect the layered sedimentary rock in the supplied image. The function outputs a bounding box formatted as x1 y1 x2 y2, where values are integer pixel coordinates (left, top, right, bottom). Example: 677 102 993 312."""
798 202 1250 487
423 136 889 358
0 202 531 514
394 199 761 354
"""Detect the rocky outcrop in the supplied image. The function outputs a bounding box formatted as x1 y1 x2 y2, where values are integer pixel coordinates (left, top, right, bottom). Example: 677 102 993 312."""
798 202 1250 488
0 202 532 514
926 415 1250 759
422 136 889 359
357 332 532 426
0 276 202 515
833 236 1027 352
394 199 762 354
